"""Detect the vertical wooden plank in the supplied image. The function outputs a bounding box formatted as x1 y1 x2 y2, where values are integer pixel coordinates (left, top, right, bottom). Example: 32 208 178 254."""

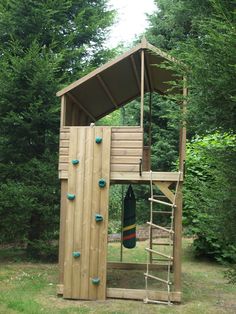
58 179 68 285
71 128 86 298
89 127 103 300
97 127 111 300
173 182 183 292
80 127 95 299
63 128 78 298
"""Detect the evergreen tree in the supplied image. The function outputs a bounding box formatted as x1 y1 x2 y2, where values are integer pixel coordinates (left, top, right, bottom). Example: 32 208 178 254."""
146 0 236 265
0 0 114 259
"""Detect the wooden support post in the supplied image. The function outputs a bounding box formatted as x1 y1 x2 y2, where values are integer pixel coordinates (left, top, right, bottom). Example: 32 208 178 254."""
179 77 187 173
140 50 145 128
144 53 154 91
120 185 124 262
173 182 183 292
173 78 187 292
60 95 66 127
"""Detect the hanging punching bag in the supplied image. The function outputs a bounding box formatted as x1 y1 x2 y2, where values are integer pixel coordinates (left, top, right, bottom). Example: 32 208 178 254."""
122 185 136 249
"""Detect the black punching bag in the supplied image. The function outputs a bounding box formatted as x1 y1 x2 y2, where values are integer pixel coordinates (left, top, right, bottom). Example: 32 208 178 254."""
122 185 136 249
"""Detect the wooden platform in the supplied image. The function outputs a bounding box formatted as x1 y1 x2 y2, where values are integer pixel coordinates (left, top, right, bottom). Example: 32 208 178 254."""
110 171 183 183
57 285 181 303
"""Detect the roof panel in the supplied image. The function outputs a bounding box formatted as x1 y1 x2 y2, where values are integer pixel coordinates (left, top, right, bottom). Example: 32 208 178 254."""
71 78 113 118
101 57 140 106
57 39 181 121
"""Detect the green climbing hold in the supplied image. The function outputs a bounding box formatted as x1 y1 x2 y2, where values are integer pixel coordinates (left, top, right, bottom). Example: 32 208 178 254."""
67 193 75 200
95 214 103 222
72 251 81 258
98 178 106 188
95 136 102 144
92 277 100 285
72 159 79 165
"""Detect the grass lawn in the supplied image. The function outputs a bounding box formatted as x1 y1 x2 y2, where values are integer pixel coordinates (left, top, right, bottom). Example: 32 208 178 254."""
0 238 236 314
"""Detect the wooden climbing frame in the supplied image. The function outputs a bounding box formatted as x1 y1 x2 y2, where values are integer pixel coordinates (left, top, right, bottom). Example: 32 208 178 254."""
56 38 187 304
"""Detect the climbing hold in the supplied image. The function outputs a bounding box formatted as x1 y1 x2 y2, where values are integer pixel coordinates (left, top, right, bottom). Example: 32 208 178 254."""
98 178 106 188
67 193 75 200
95 136 102 144
72 251 81 258
92 277 100 285
72 159 79 165
95 214 103 222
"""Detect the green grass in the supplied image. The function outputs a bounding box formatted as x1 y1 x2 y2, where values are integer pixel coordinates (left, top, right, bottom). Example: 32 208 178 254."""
0 239 236 313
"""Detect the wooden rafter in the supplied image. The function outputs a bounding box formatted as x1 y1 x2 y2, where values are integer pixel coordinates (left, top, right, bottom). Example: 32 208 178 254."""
67 92 96 122
130 55 141 92
96 74 118 109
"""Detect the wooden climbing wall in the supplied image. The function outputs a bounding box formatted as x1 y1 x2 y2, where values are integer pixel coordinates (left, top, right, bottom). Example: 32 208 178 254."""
63 126 111 300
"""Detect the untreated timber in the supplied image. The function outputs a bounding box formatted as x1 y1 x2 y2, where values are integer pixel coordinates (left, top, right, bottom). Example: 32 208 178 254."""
106 288 181 302
110 171 183 183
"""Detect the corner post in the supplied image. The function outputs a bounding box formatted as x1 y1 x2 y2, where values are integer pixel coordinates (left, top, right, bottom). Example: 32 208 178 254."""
173 77 187 294
140 50 145 128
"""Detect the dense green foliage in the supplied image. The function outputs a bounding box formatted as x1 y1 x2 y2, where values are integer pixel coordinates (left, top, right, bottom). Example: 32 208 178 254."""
146 0 236 271
0 0 114 259
0 0 235 276
184 133 236 262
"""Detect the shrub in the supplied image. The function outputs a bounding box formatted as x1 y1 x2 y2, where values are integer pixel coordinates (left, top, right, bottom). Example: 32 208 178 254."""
184 132 236 263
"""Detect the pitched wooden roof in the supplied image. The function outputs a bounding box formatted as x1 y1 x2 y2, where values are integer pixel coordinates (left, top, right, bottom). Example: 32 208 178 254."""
57 38 179 121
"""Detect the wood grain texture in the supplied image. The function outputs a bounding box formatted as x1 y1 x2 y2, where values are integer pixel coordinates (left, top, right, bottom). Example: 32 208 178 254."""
110 127 143 176
58 180 68 285
62 127 111 300
97 127 111 300
63 128 78 298
106 288 181 302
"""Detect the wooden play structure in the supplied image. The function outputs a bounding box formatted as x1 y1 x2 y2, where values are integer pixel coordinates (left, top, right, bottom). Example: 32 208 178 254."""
56 38 187 304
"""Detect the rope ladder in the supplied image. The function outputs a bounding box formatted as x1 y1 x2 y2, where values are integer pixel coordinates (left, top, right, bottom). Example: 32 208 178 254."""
144 170 181 305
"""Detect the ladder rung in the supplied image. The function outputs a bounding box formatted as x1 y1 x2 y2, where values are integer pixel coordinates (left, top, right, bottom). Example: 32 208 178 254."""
146 248 173 260
144 298 172 305
144 273 171 285
152 242 173 246
153 195 167 199
153 210 172 215
152 258 171 262
149 198 176 207
147 222 174 234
